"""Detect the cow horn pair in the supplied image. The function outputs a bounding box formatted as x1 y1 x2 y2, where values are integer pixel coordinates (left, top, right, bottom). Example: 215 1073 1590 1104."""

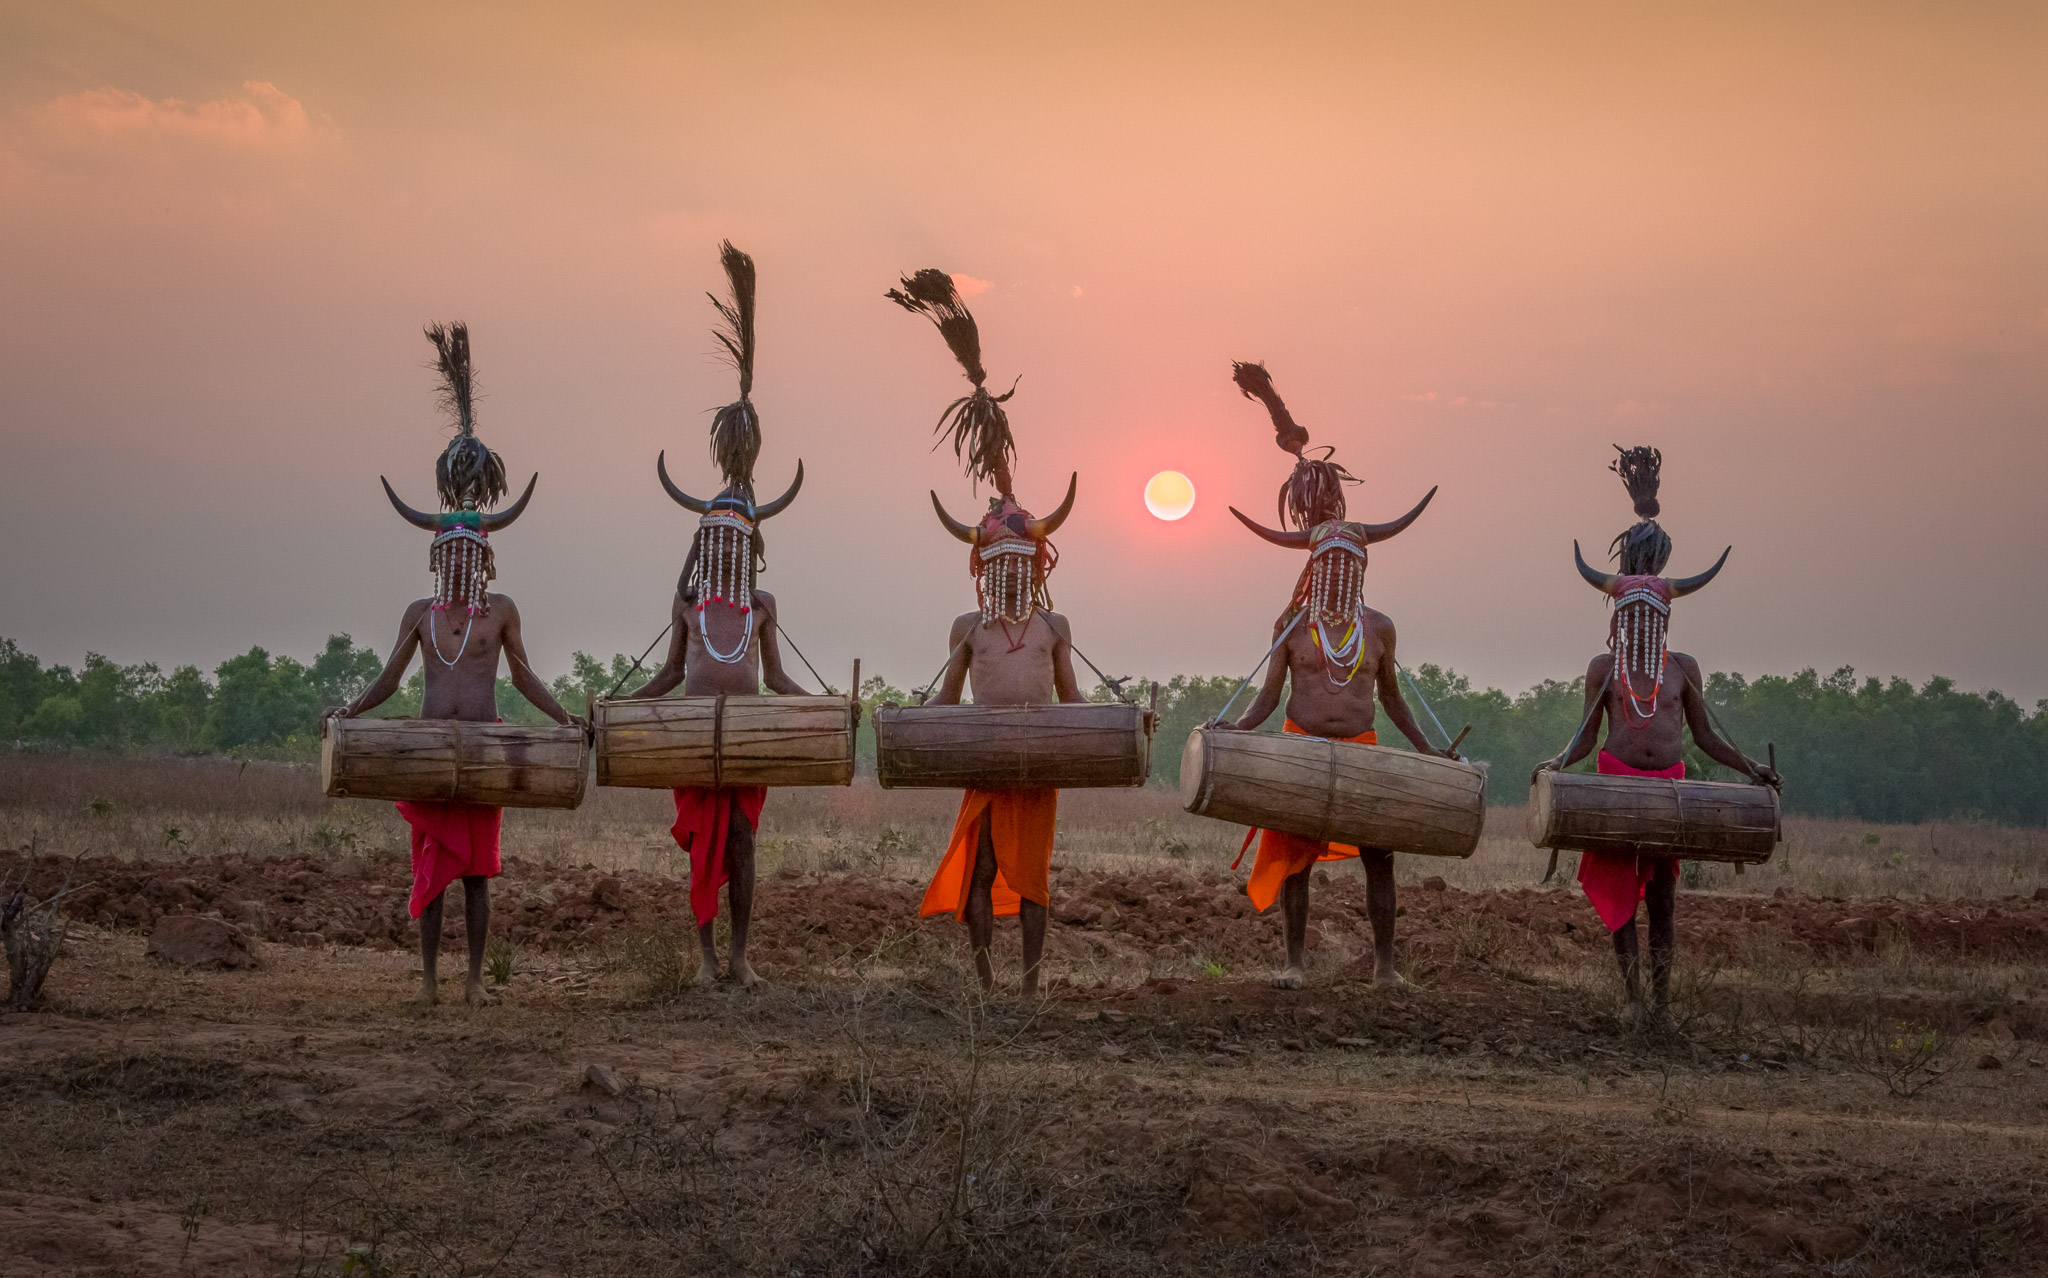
382 473 538 532
656 452 804 520
1227 485 1439 549
931 472 1078 544
1573 541 1729 597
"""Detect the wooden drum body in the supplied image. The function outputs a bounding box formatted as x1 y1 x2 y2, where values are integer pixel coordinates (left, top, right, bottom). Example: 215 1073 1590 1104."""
874 703 1151 790
1527 770 1779 864
321 717 589 809
1179 727 1487 859
594 695 856 789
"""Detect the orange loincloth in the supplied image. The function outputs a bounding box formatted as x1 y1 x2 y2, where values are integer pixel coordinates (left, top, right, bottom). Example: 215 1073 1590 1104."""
671 787 768 927
1237 720 1376 913
396 801 503 918
919 789 1059 920
1576 751 1683 932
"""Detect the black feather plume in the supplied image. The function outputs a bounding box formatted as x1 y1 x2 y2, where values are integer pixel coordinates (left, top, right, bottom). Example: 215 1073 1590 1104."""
424 321 506 510
1610 445 1662 519
1232 360 1353 530
1608 444 1670 573
707 241 761 493
888 269 1017 496
1232 361 1310 456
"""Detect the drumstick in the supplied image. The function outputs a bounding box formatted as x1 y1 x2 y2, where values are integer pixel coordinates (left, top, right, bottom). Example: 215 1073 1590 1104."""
1446 725 1471 758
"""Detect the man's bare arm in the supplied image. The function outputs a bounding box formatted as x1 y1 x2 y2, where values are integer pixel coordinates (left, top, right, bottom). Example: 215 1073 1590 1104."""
753 592 808 696
499 597 576 726
339 600 428 717
627 595 691 699
1228 614 1292 731
1537 654 1611 779
929 614 976 705
1047 613 1086 703
1371 616 1444 756
1678 654 1777 784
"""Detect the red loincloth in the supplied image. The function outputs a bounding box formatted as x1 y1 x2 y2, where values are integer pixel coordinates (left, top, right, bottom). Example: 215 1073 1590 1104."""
671 787 768 928
1576 751 1684 932
919 789 1059 920
1237 720 1377 913
396 801 503 919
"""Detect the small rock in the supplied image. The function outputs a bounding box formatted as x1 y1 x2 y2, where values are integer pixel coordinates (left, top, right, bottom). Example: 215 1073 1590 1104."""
1098 1044 1127 1060
1984 1019 2017 1044
231 900 269 937
1439 1035 1468 1050
1334 1037 1372 1049
1101 1010 1132 1024
1421 876 1447 892
289 931 325 948
584 1063 627 1096
1976 1053 2003 1071
2035 886 2048 901
590 876 627 911
145 915 259 970
1203 1026 1225 1041
1204 1052 1240 1068
1217 1043 1250 1056
1282 1038 1305 1052
1074 1010 1101 1023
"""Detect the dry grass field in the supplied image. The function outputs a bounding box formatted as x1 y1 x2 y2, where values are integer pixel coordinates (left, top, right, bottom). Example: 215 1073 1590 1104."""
3 752 2046 1276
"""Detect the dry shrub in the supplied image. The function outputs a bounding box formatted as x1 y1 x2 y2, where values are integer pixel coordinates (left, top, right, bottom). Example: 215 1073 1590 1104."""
1843 1014 1956 1098
619 921 700 1001
3 855 83 1010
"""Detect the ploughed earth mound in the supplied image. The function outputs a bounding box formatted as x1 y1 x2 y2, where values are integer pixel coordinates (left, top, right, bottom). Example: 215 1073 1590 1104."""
18 850 2048 970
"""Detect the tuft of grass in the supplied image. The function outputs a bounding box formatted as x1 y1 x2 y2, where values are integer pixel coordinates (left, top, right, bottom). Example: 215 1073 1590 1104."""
619 922 699 1002
484 936 515 986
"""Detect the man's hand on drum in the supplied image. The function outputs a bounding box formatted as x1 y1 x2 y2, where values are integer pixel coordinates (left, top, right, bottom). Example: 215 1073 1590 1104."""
1530 755 1563 784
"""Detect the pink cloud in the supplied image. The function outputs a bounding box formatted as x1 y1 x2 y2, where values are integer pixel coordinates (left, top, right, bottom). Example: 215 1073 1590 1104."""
1402 391 1439 402
950 273 991 295
21 82 313 150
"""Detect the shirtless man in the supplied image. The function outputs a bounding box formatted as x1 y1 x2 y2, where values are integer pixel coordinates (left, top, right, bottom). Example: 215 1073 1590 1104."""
625 242 807 988
891 268 1081 999
337 322 582 1007
1220 362 1449 989
1534 446 1780 1023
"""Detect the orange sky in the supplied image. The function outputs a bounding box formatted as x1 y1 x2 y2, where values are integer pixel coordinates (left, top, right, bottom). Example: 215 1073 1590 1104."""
3 1 2045 701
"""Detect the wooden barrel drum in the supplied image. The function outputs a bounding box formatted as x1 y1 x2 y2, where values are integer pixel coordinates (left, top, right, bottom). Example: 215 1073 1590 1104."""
321 717 590 809
874 703 1152 790
594 694 856 789
1527 770 1780 865
1179 726 1487 859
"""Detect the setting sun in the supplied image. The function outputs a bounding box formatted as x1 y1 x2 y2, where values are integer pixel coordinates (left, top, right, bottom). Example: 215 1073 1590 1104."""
1143 470 1196 521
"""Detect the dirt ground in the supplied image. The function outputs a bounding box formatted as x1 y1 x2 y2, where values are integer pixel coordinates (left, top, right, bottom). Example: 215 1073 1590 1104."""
5 842 2047 1277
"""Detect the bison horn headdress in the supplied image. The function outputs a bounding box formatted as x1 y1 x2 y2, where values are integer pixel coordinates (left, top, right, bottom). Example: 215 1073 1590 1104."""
1227 361 1437 625
380 322 537 615
889 269 1075 626
1573 445 1730 719
656 241 804 663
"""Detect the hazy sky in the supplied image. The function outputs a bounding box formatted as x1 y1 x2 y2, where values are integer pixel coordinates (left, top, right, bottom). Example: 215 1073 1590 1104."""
3 1 2045 702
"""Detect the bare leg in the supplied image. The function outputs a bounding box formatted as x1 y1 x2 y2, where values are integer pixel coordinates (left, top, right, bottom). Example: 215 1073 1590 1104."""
727 797 761 986
694 916 721 986
1611 910 1645 1018
1020 900 1046 1000
1646 863 1676 1020
462 876 494 1007
1273 866 1310 989
966 813 998 995
416 891 444 1004
1361 848 1404 987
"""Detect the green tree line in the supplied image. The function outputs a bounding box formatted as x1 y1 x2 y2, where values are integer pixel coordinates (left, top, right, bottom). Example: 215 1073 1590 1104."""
4 636 2044 825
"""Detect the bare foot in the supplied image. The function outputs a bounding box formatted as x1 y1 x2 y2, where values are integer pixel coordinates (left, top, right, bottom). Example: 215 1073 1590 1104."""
1021 975 1041 1002
1271 966 1306 990
411 981 439 1006
464 979 497 1008
732 958 764 987
1373 964 1409 989
691 961 720 987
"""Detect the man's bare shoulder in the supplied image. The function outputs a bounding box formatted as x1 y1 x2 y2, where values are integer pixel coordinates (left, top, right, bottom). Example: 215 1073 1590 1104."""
1038 610 1073 643
1669 651 1703 681
485 592 520 615
1587 651 1618 681
1361 606 1398 638
751 589 780 617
